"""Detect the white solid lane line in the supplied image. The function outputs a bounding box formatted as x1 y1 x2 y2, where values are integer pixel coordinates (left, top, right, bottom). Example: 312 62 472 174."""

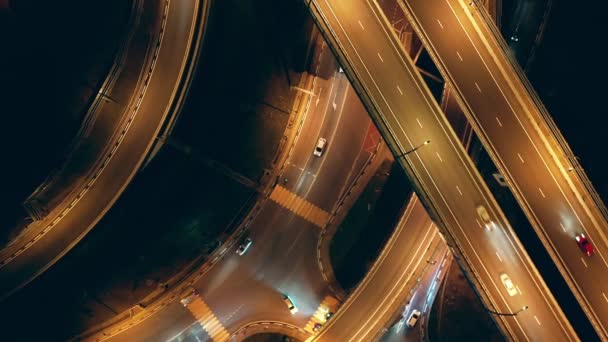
375 1 583 339
445 0 608 274
319 3 537 339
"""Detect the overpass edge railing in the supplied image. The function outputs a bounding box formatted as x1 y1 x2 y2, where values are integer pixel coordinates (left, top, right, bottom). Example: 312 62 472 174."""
304 1 512 339
470 0 608 222
22 0 145 221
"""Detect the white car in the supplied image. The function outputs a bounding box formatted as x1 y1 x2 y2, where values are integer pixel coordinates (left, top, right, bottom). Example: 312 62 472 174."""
313 138 327 157
406 309 421 328
500 273 518 296
476 205 494 230
236 238 253 256
282 294 298 314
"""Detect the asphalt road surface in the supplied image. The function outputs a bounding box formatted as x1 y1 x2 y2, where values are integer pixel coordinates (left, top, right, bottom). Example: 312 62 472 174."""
400 0 608 337
103 49 376 342
0 0 202 300
308 0 577 340
379 235 450 342
315 196 447 341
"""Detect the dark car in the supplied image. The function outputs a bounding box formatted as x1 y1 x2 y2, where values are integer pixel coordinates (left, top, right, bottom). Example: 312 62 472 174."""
180 289 199 306
576 233 594 256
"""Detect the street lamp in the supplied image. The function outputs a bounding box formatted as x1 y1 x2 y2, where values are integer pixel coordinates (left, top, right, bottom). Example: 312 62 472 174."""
396 140 430 158
486 305 529 317
567 156 581 172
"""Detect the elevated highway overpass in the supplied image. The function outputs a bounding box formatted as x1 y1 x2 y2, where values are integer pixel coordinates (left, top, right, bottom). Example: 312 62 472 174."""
0 0 208 301
305 0 577 339
398 0 608 338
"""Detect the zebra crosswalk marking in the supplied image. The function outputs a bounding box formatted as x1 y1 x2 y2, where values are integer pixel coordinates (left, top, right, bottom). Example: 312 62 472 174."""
269 185 330 228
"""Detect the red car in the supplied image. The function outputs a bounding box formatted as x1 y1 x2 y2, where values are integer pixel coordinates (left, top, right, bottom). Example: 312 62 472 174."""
576 233 594 256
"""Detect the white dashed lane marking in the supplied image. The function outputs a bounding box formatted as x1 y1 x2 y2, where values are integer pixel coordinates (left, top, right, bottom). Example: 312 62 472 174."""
495 116 503 127
436 152 443 162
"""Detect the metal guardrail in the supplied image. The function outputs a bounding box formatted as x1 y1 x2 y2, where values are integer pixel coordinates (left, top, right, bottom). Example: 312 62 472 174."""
74 36 317 341
0 0 211 305
22 0 146 221
471 0 608 222
412 1 605 338
304 1 512 339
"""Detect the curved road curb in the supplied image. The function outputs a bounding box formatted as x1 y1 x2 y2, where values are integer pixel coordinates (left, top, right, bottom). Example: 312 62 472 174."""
316 140 389 302
18 0 146 225
230 321 311 342
0 0 203 301
74 70 317 342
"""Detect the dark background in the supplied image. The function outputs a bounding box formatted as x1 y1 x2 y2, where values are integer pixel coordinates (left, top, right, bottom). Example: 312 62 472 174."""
0 0 131 230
